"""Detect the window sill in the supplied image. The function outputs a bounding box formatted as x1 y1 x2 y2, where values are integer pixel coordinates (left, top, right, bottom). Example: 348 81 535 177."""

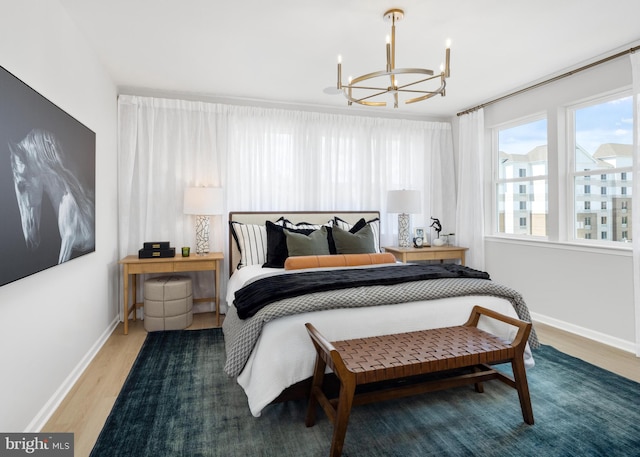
485 235 633 257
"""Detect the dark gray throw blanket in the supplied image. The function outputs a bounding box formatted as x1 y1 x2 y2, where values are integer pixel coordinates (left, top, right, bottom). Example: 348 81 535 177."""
223 270 539 377
234 264 490 319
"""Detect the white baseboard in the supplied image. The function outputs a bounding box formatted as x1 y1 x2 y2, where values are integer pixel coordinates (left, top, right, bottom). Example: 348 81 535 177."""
27 316 120 432
531 311 637 354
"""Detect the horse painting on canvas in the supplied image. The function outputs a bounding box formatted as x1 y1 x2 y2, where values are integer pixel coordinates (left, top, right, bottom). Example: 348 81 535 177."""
9 129 95 264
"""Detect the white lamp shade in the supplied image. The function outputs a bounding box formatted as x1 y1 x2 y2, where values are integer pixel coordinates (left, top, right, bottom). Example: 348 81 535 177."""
387 190 421 214
183 187 223 215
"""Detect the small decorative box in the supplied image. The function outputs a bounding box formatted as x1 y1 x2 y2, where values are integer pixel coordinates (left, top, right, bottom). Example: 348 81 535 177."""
143 241 171 250
138 248 176 259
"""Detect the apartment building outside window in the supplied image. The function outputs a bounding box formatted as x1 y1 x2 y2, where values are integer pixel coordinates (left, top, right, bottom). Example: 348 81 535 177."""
571 93 632 243
495 117 548 237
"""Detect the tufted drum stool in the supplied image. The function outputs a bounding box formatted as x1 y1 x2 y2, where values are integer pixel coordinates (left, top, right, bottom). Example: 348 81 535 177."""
143 275 193 332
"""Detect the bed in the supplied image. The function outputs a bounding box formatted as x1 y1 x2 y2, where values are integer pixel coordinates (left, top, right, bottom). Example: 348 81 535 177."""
222 211 538 417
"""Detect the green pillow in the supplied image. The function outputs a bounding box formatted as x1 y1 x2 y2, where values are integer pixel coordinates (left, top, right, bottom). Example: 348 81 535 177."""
284 226 330 256
332 224 376 254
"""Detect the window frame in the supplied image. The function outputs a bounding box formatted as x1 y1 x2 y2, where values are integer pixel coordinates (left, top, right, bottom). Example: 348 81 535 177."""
492 113 548 239
567 89 633 246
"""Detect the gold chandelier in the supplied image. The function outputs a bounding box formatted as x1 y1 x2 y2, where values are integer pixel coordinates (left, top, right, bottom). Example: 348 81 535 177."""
336 9 451 108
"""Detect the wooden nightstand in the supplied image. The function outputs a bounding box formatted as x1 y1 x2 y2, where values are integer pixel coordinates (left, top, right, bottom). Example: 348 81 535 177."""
119 252 224 334
383 245 468 265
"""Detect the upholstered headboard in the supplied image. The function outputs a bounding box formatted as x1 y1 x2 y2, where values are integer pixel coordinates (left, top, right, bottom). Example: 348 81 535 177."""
228 211 380 275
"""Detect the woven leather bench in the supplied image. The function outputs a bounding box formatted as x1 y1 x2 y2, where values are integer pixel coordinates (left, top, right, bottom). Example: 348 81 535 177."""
305 305 534 457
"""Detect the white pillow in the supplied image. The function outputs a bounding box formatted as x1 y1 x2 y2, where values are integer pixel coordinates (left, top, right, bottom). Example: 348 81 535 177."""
230 222 267 269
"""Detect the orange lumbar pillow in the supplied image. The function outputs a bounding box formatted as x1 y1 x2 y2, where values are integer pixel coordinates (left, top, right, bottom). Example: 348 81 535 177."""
284 253 396 270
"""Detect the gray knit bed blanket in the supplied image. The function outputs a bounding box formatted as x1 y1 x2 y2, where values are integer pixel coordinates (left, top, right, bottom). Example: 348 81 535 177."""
222 276 540 377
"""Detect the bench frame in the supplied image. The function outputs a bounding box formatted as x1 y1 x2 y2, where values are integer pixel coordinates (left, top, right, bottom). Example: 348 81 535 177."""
305 305 534 457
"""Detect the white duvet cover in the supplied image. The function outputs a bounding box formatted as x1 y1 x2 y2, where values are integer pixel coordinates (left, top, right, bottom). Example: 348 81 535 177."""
224 264 534 417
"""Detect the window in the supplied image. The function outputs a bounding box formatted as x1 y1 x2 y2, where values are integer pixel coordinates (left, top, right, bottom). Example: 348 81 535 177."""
493 90 634 245
495 117 548 237
571 94 632 243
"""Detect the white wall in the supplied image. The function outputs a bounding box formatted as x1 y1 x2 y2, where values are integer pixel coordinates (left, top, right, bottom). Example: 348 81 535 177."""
0 1 118 431
480 52 636 351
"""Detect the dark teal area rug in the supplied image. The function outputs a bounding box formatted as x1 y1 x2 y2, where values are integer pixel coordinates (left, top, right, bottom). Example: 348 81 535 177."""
90 328 640 457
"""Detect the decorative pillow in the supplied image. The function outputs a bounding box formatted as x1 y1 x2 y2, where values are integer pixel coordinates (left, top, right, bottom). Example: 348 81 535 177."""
263 221 313 268
283 219 332 230
331 224 376 254
334 216 381 253
229 221 268 269
284 226 331 257
284 253 396 270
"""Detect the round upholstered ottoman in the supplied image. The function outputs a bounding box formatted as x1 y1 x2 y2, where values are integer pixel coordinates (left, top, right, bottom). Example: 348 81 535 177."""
143 275 193 332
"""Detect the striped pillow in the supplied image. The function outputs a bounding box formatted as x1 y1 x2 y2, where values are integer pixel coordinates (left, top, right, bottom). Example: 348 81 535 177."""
283 219 333 230
229 221 268 269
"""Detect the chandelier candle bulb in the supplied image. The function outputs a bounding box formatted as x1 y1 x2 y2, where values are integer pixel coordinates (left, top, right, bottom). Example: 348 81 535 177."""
386 42 391 71
445 41 451 77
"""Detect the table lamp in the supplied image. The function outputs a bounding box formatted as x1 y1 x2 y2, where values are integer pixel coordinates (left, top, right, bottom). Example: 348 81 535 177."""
183 187 223 254
387 189 421 247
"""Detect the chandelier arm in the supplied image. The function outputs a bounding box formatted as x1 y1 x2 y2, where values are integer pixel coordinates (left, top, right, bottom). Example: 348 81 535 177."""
348 84 393 91
342 88 388 106
346 88 392 103
405 80 447 104
397 88 444 94
396 73 443 90
350 67 434 85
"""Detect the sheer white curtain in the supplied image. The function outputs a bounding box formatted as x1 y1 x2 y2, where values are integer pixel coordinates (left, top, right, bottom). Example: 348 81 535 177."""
224 108 455 244
630 52 640 356
455 109 485 270
118 95 454 314
118 96 225 314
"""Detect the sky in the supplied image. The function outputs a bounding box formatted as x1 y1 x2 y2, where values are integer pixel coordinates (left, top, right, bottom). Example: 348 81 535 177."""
498 95 633 156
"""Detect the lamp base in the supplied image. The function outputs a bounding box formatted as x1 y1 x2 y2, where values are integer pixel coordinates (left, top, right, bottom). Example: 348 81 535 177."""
195 215 210 254
397 213 411 247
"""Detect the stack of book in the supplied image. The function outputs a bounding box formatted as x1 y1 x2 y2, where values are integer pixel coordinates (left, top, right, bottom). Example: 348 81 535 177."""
138 241 175 259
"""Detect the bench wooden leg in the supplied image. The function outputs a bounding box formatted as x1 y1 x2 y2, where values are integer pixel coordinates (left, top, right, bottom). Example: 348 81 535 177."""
511 356 534 425
330 377 356 457
306 354 327 427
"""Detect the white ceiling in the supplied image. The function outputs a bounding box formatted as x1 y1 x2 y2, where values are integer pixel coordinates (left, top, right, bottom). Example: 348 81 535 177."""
59 0 640 119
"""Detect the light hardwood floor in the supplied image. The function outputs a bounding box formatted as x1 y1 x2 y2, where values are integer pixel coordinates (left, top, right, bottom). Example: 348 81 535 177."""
42 313 217 457
42 314 640 457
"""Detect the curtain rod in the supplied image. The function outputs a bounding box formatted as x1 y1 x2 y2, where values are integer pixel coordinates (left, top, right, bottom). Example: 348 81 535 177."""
456 45 640 117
